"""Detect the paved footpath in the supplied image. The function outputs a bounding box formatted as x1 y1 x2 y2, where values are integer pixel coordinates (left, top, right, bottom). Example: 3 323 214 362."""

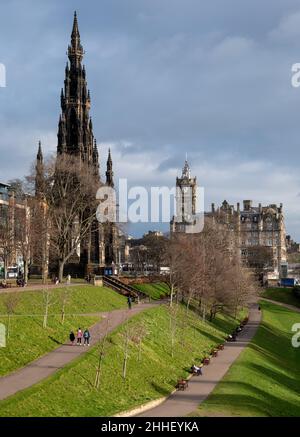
138 305 261 417
0 282 87 295
0 302 156 401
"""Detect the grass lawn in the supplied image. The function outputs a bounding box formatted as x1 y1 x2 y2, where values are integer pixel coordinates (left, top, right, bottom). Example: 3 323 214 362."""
0 305 244 417
132 282 170 300
193 301 300 417
261 287 300 309
0 286 126 376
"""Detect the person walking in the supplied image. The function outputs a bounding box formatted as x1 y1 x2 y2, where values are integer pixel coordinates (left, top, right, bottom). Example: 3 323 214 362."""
69 331 75 345
77 327 83 346
66 274 71 285
127 295 132 310
83 329 91 346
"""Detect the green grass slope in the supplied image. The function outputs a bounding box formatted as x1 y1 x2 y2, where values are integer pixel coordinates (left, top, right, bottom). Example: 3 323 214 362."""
261 287 300 308
0 305 243 417
132 282 170 300
0 286 126 376
194 301 300 417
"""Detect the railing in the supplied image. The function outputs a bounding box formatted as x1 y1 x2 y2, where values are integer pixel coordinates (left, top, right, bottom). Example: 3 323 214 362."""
103 275 146 300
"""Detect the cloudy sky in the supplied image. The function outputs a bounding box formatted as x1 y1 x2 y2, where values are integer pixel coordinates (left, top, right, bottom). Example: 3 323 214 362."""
1 0 300 238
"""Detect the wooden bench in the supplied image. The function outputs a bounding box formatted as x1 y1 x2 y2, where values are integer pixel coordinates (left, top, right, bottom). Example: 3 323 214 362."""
211 349 218 357
217 344 224 351
202 356 211 365
177 379 189 390
0 283 13 289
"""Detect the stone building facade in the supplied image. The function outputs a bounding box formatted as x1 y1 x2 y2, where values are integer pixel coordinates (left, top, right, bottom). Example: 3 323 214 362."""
208 199 287 272
0 182 30 278
170 160 287 272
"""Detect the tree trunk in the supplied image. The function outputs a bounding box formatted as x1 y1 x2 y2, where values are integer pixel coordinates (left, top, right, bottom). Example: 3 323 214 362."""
122 336 129 380
43 298 49 328
94 352 104 389
58 260 64 283
4 257 8 281
122 351 128 380
61 304 65 324
202 301 206 322
23 259 29 283
138 340 142 362
7 314 11 339
186 296 191 315
170 284 174 307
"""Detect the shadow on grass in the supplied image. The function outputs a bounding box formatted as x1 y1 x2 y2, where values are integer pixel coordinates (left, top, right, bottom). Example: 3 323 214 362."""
48 336 62 345
150 381 172 397
199 378 300 417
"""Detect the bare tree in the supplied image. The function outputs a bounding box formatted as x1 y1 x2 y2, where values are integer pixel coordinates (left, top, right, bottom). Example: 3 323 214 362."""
44 154 101 282
132 321 148 362
60 286 71 324
42 286 56 328
167 303 179 358
94 316 110 390
4 293 19 339
121 320 135 380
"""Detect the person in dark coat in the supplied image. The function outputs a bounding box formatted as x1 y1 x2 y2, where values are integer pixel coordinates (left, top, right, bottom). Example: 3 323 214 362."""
69 331 75 345
127 295 132 310
83 329 91 346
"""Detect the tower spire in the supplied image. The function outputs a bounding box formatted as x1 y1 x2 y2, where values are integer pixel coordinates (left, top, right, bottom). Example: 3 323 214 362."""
106 148 114 188
35 141 44 197
68 11 83 66
57 11 97 171
182 155 191 178
37 140 43 161
71 11 80 41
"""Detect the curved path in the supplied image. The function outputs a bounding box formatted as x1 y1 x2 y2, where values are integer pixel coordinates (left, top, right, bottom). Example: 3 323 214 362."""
0 302 157 401
137 305 261 417
260 297 300 313
0 282 87 295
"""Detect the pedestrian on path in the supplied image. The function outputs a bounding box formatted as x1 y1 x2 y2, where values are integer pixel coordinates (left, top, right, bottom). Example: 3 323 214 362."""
83 329 91 346
127 295 132 310
77 327 83 345
66 274 71 285
69 331 75 345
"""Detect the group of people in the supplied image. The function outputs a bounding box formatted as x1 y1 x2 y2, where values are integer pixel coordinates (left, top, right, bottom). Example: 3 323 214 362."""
69 328 91 346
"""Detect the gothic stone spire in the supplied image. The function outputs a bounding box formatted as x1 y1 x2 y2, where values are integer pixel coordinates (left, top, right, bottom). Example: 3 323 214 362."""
35 141 45 197
106 148 114 188
56 11 99 175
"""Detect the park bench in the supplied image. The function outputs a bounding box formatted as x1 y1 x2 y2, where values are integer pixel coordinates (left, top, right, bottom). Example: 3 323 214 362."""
202 356 211 365
0 282 13 289
211 349 218 357
217 344 224 351
176 379 189 390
